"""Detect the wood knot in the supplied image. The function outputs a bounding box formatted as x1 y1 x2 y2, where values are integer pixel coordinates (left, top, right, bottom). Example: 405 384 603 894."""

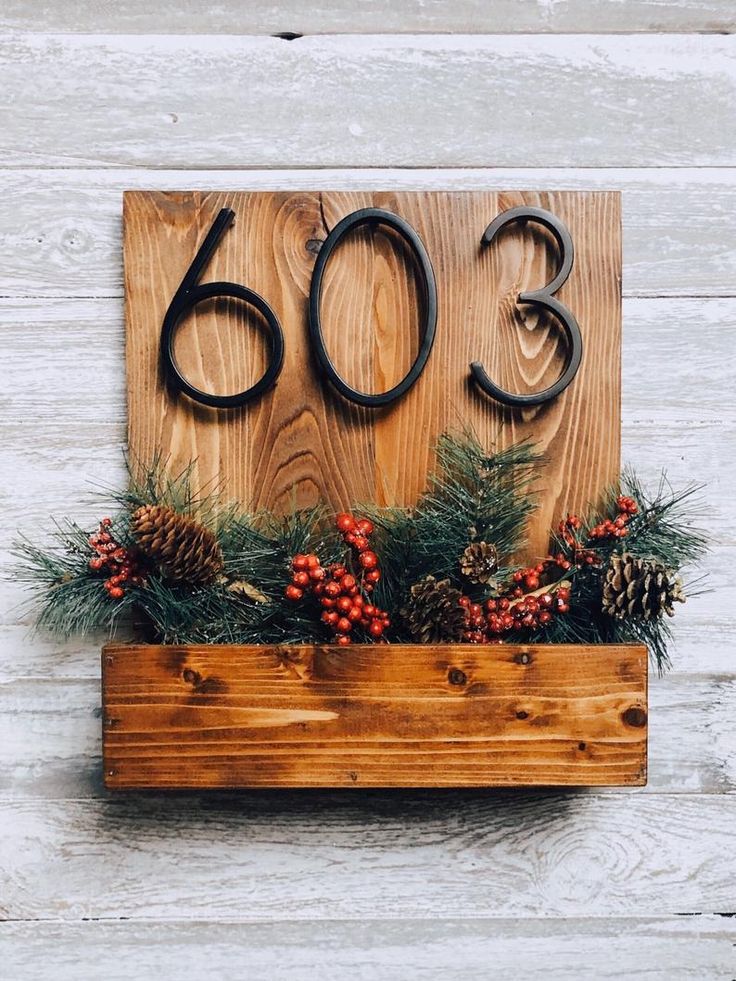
306 238 324 254
515 710 528 720
448 667 467 686
182 668 201 686
578 741 587 751
622 706 647 728
514 652 533 666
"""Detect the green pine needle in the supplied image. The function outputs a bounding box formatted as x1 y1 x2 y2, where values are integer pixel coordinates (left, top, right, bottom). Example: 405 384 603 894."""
11 434 706 670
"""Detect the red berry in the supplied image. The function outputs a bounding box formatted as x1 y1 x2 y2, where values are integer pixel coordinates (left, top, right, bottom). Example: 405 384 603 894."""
356 518 374 536
324 581 341 598
351 535 369 552
292 554 308 571
320 597 336 609
331 565 347 580
109 586 124 600
285 585 304 602
363 604 376 617
292 571 310 588
306 554 320 569
337 635 352 646
336 513 356 533
336 617 352 634
365 569 381 583
524 574 540 591
368 620 384 638
89 557 103 571
340 574 356 591
359 551 378 569
539 611 552 625
336 596 353 613
539 593 554 609
309 567 326 581
347 606 363 623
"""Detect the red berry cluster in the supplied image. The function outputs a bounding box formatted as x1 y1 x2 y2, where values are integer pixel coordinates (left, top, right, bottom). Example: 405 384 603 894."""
459 585 570 643
588 494 638 540
284 513 389 645
88 518 145 600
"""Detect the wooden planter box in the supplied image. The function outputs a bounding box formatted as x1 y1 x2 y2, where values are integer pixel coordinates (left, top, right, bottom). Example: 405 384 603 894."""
102 643 648 789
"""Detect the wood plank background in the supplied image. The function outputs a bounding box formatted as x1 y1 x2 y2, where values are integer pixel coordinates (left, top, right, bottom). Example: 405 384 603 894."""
1 4 735 978
124 190 620 559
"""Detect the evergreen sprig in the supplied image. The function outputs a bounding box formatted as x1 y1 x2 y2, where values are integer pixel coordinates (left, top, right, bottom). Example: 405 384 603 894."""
12 434 706 670
529 470 708 672
364 432 541 622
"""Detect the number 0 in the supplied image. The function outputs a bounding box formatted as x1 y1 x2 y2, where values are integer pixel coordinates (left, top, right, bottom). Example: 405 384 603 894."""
308 208 438 408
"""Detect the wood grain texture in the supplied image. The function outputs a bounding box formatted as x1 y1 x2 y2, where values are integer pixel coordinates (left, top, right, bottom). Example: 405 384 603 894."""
124 190 621 560
3 1 734 34
1 4 735 973
2 794 735 919
1 168 733 300
1 35 735 168
3 917 736 981
101 643 647 789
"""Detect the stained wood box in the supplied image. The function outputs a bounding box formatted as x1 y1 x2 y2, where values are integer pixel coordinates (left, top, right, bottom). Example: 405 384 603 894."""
107 189 648 790
102 643 647 789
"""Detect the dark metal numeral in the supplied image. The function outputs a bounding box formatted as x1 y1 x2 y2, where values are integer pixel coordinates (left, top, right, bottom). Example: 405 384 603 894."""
309 208 438 408
471 206 583 408
160 208 285 409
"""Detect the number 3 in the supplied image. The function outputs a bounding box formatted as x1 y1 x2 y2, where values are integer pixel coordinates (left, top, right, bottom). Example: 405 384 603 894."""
471 206 583 408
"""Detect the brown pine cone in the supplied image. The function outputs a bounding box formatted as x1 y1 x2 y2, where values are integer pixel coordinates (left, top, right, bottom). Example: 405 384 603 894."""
400 575 466 643
460 541 499 585
131 504 223 585
602 552 685 621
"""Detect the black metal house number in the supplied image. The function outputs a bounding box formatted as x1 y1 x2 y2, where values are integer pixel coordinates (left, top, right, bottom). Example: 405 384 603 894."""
160 205 583 411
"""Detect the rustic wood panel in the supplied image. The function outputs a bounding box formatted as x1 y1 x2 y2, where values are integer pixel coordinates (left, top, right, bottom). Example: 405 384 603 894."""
2 794 735 919
1 168 734 300
2 35 734 168
3 673 732 798
124 190 621 559
3 1 734 34
101 643 647 789
1 2 734 972
3 917 735 981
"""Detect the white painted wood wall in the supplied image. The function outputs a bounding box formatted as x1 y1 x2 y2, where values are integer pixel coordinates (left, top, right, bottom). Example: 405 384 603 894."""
1 4 735 978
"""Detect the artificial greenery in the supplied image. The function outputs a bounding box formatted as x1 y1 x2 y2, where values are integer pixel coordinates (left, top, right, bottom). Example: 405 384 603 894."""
13 433 706 671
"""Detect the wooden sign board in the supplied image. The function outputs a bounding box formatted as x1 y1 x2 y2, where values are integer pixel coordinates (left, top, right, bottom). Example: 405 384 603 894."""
124 190 621 560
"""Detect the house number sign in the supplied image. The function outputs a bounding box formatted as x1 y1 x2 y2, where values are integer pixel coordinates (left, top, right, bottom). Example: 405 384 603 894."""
160 205 583 411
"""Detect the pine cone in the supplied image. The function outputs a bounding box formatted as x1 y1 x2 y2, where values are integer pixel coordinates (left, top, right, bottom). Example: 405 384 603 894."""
460 541 498 585
602 552 685 621
131 504 223 585
401 575 466 643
